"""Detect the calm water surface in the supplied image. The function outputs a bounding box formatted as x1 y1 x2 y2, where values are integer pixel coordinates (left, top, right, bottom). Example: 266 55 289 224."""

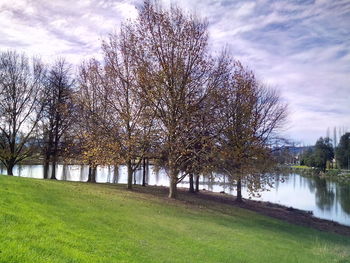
0 164 349 226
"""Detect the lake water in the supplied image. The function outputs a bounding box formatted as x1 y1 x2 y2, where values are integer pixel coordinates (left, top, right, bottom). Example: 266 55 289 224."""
0 164 349 226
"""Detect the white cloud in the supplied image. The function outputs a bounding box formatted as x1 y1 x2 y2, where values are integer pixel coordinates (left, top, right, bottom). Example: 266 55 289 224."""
0 0 349 144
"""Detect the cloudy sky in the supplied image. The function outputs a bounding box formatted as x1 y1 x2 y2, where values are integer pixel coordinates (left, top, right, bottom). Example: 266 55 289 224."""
0 0 349 145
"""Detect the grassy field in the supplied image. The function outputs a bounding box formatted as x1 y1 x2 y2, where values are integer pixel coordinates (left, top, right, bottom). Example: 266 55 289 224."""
0 175 349 263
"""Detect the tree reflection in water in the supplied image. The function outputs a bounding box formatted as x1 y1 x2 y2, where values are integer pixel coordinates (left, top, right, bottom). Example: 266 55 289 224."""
307 176 335 211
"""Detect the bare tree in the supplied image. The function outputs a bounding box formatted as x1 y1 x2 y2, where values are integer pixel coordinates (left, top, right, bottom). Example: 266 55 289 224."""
0 51 45 175
41 58 75 179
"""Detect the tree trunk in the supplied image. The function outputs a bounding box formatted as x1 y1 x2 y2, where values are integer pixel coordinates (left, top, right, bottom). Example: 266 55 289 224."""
92 167 96 182
113 165 119 184
51 86 61 180
51 127 59 180
146 158 149 179
106 165 111 183
169 175 177 198
127 159 133 189
134 168 136 185
43 130 53 179
195 175 200 192
189 174 195 193
88 165 96 183
51 131 58 180
6 162 14 176
79 165 84 181
51 159 57 180
43 159 50 179
62 164 67 181
236 177 243 202
88 166 91 182
142 157 146 186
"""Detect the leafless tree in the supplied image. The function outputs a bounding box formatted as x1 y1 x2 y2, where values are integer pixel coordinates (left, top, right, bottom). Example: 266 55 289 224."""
41 58 75 179
0 51 45 175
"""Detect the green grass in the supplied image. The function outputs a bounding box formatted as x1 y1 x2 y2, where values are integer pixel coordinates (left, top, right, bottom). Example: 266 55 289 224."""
291 165 313 169
291 166 350 177
0 175 349 263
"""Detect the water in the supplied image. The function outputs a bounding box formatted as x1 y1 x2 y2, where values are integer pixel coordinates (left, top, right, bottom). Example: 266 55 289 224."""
0 164 349 226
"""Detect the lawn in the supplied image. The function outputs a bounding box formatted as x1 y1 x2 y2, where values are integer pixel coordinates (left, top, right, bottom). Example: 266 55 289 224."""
0 175 349 263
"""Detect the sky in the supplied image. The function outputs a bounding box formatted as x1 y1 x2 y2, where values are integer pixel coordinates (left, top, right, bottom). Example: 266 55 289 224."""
0 0 349 145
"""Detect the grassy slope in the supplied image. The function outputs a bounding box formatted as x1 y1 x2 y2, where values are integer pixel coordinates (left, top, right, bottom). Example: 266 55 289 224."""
0 175 349 263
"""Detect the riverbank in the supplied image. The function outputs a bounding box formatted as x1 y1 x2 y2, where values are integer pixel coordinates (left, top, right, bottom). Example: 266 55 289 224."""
128 184 350 236
291 165 350 178
177 188 350 236
1 175 349 262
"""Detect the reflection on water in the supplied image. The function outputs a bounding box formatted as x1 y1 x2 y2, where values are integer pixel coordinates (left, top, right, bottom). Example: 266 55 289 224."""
0 164 349 226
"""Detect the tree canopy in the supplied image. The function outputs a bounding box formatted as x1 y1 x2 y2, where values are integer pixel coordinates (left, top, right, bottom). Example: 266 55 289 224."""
0 1 288 201
336 133 350 169
300 137 334 171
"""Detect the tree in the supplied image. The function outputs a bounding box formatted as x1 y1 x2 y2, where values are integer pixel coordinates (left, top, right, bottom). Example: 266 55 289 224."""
216 61 287 202
0 51 45 175
300 147 315 167
101 29 155 189
128 2 218 198
180 100 214 193
181 81 228 193
336 133 350 169
41 59 75 179
313 137 334 172
74 28 156 188
74 59 120 183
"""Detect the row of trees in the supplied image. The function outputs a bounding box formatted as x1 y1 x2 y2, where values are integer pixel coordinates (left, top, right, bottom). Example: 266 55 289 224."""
300 137 334 171
300 133 350 171
0 53 75 179
0 2 287 200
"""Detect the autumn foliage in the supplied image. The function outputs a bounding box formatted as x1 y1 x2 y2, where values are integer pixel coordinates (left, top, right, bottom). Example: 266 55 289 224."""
0 1 287 200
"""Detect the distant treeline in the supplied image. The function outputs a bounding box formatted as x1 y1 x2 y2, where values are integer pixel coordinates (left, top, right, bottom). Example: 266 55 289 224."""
300 134 350 171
